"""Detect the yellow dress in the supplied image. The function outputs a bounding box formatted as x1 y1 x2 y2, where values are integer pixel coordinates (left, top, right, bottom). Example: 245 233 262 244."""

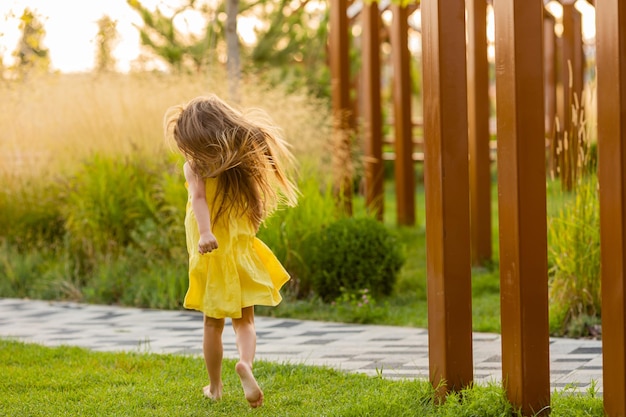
183 177 289 319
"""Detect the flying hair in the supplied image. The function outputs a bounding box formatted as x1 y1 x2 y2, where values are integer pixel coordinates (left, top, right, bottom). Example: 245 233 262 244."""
164 95 299 228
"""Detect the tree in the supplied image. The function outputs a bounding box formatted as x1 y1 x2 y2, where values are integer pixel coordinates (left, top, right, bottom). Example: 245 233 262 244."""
127 0 331 98
127 0 220 73
249 0 330 98
11 8 50 77
95 15 119 73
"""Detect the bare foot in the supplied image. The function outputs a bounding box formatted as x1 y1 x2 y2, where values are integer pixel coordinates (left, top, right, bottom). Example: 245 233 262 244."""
202 383 223 401
235 361 263 408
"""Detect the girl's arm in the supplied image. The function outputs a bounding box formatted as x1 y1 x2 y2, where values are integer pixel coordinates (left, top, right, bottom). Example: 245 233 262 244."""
184 162 218 254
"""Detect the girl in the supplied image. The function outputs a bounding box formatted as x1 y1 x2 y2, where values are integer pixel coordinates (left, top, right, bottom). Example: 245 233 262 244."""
164 95 298 408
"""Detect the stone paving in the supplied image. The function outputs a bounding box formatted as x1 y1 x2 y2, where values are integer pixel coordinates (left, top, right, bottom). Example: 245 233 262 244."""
0 298 603 395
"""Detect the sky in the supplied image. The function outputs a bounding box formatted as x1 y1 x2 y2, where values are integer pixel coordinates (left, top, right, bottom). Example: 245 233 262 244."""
0 0 224 72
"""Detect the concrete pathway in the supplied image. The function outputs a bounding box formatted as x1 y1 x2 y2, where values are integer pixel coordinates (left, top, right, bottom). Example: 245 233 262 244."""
0 298 603 395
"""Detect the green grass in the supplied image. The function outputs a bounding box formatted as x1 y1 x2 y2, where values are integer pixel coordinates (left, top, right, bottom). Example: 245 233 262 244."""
0 340 603 416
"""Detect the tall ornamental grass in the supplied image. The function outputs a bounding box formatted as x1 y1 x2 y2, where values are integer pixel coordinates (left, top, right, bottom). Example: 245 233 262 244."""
548 174 601 337
0 71 335 309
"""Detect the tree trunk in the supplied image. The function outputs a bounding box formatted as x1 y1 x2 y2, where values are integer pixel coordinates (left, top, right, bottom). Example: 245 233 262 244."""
226 0 240 101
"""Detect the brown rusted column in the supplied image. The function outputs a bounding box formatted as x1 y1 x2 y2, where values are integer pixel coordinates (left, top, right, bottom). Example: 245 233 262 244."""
562 3 584 106
330 0 353 214
597 1 626 414
421 0 473 396
390 4 415 226
362 2 383 221
493 1 550 415
544 15 557 177
467 0 492 266
560 2 584 190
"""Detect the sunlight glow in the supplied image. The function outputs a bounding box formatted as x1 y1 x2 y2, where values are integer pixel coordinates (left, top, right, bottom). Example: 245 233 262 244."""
0 0 599 74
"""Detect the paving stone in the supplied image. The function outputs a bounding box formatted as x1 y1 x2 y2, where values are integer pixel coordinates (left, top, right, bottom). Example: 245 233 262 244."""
0 297 603 396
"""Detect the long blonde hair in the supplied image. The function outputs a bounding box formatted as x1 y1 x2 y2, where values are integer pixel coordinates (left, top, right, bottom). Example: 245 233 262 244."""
164 95 299 228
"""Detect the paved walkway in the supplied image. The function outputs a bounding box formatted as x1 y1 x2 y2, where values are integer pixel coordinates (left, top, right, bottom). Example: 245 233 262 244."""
0 298 603 395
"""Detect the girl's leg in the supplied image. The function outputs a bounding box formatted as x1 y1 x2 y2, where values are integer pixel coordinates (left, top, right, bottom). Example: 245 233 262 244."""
232 306 263 408
203 315 225 400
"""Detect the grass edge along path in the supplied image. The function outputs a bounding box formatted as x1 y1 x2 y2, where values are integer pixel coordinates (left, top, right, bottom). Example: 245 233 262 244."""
0 339 603 417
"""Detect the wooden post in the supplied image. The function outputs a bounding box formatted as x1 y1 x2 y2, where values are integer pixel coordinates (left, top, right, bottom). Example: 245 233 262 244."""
329 0 353 215
390 4 416 226
493 0 550 415
421 0 473 396
596 0 626 414
467 0 492 266
362 1 384 221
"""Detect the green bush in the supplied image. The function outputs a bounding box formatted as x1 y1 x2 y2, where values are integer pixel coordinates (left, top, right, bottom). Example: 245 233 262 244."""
258 173 341 298
306 217 405 302
61 154 159 256
0 175 64 248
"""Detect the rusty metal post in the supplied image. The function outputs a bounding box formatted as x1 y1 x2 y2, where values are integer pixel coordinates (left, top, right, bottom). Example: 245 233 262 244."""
562 3 584 105
493 0 550 415
390 4 416 226
362 2 384 221
467 0 492 266
597 1 626 414
421 0 473 396
544 15 557 177
560 2 584 190
330 0 353 215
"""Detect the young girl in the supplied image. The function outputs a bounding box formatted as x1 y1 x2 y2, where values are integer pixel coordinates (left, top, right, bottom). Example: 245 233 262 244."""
164 95 298 408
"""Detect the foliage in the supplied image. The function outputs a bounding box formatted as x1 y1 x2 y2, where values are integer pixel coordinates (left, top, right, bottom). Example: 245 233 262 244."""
0 340 604 417
548 174 601 337
95 15 119 73
127 0 333 98
126 0 220 72
331 288 388 324
9 8 50 78
249 0 331 98
258 173 341 298
551 77 595 192
61 154 160 258
0 174 64 248
306 217 405 302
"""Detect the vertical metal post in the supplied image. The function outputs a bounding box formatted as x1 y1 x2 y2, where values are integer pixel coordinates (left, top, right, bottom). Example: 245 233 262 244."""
493 0 550 415
544 15 557 138
362 2 384 221
467 0 492 266
597 0 626 414
390 4 416 226
560 3 584 190
544 15 557 177
421 0 473 396
330 0 353 215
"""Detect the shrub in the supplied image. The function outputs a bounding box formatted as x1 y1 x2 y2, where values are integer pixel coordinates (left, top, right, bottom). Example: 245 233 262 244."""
258 172 341 298
0 174 65 248
306 217 405 302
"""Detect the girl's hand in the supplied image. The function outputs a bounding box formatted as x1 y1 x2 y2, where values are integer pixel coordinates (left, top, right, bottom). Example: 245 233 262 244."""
198 232 218 254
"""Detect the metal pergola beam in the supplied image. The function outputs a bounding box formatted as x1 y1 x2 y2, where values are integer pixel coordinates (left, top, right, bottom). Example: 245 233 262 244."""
494 0 550 414
467 0 492 266
390 4 416 226
597 0 626 414
421 0 473 396
362 1 384 220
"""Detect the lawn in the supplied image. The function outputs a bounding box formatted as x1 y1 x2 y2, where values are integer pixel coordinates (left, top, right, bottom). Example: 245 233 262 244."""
0 340 603 417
